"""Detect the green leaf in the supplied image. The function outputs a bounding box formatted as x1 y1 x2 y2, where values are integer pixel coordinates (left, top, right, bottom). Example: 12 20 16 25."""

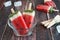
9 11 18 17
49 7 54 13
24 10 33 13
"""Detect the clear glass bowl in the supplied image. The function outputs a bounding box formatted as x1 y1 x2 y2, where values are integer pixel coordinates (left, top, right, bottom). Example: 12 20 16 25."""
8 17 37 36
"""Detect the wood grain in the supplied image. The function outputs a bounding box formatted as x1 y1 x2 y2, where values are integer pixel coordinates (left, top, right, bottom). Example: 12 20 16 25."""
0 0 60 40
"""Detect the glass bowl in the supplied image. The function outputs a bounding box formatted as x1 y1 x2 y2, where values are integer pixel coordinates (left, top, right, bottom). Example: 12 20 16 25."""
8 17 37 36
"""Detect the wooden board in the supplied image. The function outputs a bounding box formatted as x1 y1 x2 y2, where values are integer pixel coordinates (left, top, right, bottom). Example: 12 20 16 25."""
0 0 60 40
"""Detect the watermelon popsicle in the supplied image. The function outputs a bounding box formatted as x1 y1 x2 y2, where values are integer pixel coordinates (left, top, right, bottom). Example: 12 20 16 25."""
9 8 28 35
44 0 56 8
23 3 35 29
36 5 59 13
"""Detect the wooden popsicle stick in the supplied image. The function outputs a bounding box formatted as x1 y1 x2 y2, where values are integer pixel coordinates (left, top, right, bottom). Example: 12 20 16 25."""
11 8 15 13
44 0 52 2
47 15 60 28
44 19 52 26
41 19 52 25
28 3 32 10
25 0 29 10
53 9 59 12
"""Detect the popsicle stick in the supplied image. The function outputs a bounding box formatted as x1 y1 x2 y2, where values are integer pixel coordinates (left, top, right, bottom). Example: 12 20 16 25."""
41 19 52 25
44 19 52 26
44 0 52 3
43 13 52 27
47 15 60 28
47 21 55 28
44 22 51 27
28 3 32 10
53 9 59 12
25 0 29 10
11 8 15 13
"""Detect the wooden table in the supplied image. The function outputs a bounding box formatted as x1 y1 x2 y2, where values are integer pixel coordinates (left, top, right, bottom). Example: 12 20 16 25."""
0 0 60 40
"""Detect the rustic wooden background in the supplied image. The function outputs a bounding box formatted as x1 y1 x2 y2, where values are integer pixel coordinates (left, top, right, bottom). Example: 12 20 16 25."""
0 0 60 40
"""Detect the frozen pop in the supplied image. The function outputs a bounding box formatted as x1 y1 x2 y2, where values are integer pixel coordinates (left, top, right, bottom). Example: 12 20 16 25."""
36 5 59 13
9 8 28 35
23 3 35 29
44 0 56 8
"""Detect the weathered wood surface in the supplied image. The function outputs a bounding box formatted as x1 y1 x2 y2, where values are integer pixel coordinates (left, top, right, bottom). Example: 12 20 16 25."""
0 0 60 40
36 0 60 40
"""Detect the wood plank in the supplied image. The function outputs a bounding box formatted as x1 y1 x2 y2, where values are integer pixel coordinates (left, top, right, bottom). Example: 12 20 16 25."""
0 6 12 40
0 0 60 40
35 0 52 40
35 0 60 40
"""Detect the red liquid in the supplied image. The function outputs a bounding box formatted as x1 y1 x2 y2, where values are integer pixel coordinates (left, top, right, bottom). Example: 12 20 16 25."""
23 14 34 29
36 5 50 13
11 16 28 35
